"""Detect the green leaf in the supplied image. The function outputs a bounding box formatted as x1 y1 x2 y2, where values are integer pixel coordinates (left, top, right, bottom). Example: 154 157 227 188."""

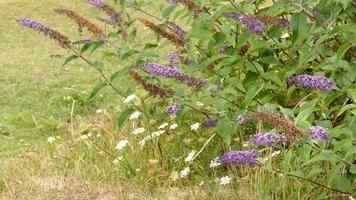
303 150 337 166
333 176 352 193
162 5 176 18
291 13 310 46
217 117 235 144
336 104 356 118
244 83 264 105
336 42 353 61
117 107 134 128
88 83 107 100
62 55 78 66
111 67 129 81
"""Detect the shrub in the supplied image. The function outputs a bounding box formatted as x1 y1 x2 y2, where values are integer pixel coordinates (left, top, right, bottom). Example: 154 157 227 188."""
17 0 356 198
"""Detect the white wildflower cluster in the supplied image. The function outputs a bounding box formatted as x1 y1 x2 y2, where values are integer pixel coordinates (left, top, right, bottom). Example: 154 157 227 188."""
158 123 169 129
115 139 129 150
263 150 281 161
219 176 231 185
170 123 178 130
47 136 56 143
132 127 145 135
179 167 190 178
139 130 166 147
129 111 141 120
112 156 123 164
184 150 197 163
191 122 201 131
209 157 221 168
124 94 138 103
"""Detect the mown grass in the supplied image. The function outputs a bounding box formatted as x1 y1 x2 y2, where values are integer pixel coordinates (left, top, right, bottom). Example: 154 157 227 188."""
0 0 345 199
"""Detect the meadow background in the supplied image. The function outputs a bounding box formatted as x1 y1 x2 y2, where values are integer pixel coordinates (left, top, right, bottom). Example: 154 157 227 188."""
1 0 355 199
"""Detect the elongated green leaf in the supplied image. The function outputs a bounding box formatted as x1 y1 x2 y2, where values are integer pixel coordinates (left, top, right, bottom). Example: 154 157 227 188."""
63 55 78 66
118 107 134 128
291 13 310 46
337 42 353 61
89 83 107 100
244 83 264 105
217 117 235 144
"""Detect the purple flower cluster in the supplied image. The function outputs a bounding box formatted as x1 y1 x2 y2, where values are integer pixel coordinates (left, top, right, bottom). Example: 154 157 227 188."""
219 150 260 165
108 12 121 25
167 103 181 115
287 74 336 92
167 52 180 68
202 118 218 127
249 132 287 147
17 18 46 31
224 13 266 33
16 18 70 48
308 126 330 141
168 21 187 39
218 44 231 54
141 62 208 89
88 0 106 7
278 19 290 28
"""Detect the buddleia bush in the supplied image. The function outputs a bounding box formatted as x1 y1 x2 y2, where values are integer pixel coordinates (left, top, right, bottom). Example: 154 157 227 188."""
17 0 355 198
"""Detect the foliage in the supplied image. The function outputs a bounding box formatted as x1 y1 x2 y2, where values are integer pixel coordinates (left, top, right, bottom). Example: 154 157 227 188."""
16 0 356 198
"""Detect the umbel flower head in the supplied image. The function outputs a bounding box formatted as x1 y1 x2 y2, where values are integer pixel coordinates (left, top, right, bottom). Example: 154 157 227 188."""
287 74 336 92
141 62 208 89
167 103 181 115
219 150 260 165
16 18 70 48
250 132 287 147
308 126 330 141
224 13 266 33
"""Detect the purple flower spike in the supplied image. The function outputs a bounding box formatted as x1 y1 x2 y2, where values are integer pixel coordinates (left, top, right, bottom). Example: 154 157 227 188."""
141 62 208 89
88 0 106 7
167 52 180 68
108 12 121 25
202 118 218 127
287 74 336 92
224 13 266 33
167 103 181 115
168 21 187 39
250 132 287 147
219 150 260 165
308 126 330 141
17 18 46 31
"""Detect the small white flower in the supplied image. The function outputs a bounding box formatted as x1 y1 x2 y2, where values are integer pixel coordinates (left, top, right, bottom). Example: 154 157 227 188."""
209 157 221 168
129 111 141 120
198 181 205 186
124 94 138 103
191 123 201 131
169 123 178 130
348 196 356 200
96 109 103 114
219 176 231 185
264 150 281 161
132 127 145 135
185 150 197 163
47 136 56 143
196 102 204 107
112 156 123 164
158 123 169 129
243 142 249 147
138 139 146 147
180 167 190 178
115 139 129 150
